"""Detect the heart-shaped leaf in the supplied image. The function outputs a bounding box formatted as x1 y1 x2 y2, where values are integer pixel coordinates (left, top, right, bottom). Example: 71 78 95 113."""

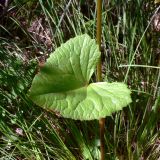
28 34 132 120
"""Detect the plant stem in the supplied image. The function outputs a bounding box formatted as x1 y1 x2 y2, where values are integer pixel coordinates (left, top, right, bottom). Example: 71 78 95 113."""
99 118 105 160
96 0 105 160
96 0 102 82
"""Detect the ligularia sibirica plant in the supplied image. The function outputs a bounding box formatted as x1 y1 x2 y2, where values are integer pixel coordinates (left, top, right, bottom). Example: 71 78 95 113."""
28 34 132 120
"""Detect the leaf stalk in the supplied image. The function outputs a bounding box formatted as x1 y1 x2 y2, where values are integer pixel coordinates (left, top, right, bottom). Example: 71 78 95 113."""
96 0 105 160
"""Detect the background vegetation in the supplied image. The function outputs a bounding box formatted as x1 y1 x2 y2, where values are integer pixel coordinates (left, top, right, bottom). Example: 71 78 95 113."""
0 0 160 159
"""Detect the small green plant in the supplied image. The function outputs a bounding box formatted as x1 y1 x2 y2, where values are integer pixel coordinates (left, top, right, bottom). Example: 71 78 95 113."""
28 34 131 120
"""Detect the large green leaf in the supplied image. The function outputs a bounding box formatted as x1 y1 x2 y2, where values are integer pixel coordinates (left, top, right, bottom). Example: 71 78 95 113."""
28 34 132 120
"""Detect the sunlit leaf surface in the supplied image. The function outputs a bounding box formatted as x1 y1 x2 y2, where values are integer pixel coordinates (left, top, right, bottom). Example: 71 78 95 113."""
29 34 132 120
